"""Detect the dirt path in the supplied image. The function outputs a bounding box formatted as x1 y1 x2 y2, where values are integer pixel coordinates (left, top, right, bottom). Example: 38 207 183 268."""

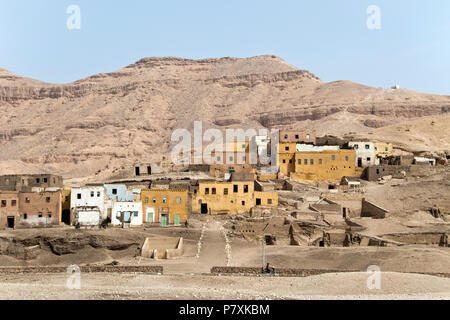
163 217 228 274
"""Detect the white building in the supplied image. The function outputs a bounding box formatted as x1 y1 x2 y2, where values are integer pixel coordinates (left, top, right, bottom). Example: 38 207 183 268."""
296 144 340 152
349 142 376 168
71 186 106 220
111 201 143 227
72 206 101 227
414 156 436 166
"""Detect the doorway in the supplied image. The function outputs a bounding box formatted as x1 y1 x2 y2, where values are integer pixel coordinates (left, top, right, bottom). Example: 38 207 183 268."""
201 203 208 214
7 216 14 229
146 208 155 223
357 158 363 168
343 208 347 219
62 209 71 225
135 167 140 176
256 198 261 206
161 214 168 227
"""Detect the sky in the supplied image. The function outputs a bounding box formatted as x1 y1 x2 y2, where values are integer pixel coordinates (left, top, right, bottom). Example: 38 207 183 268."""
0 0 449 94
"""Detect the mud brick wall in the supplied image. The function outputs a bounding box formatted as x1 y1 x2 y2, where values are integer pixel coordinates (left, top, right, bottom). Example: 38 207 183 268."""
0 265 164 274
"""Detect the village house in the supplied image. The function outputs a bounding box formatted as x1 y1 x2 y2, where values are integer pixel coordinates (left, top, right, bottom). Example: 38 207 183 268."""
70 186 106 221
17 191 62 228
348 142 376 168
291 148 357 181
111 201 143 227
141 189 189 226
374 142 393 162
192 180 255 214
414 156 436 166
72 206 102 227
279 131 316 145
0 191 20 229
0 174 63 192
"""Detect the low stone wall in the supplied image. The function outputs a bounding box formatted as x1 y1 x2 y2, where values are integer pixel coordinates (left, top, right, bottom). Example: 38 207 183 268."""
0 265 164 274
211 266 360 277
210 266 450 278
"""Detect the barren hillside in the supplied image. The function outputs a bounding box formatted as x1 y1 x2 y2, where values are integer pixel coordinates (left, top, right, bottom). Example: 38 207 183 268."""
0 55 449 179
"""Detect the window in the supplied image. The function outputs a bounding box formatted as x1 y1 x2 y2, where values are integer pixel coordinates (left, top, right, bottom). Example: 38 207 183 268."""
205 188 210 195
36 178 40 183
97 192 101 197
233 185 238 193
26 197 30 203
212 188 216 195
289 159 292 164
134 212 139 217
242 156 246 162
268 199 273 205
77 193 81 200
345 156 349 162
241 201 245 206
310 159 314 165
38 213 43 218
367 157 371 162
224 188 228 195
295 134 299 139
163 197 167 203
48 213 52 218
46 197 50 203
112 188 117 195
241 144 245 149
284 134 288 139
229 156 234 162
176 197 181 203
145 197 149 204
306 134 310 140
244 185 249 193
319 159 322 165
23 213 27 220
304 159 308 165
91 191 95 197
354 145 359 150
332 155 336 160
217 156 221 162
1 200 6 207
285 146 289 151
116 212 121 218
65 196 69 201
11 200 16 206
153 197 157 203
385 147 388 152
298 159 302 165
365 144 370 149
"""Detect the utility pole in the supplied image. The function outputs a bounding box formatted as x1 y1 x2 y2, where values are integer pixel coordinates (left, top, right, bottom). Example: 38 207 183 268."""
262 223 269 273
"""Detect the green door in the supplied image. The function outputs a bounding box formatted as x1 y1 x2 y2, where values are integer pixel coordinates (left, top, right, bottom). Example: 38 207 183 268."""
161 214 168 227
174 214 180 225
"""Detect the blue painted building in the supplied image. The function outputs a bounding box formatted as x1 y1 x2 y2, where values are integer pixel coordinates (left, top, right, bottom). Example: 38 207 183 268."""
104 184 137 202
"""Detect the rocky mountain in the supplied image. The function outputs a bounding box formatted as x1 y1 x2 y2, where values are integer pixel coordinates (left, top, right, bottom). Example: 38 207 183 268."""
0 55 449 179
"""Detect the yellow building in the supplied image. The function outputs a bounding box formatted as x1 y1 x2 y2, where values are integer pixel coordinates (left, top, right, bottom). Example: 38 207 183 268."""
254 191 278 206
141 189 189 226
278 143 297 176
374 143 393 159
192 180 255 214
291 149 357 181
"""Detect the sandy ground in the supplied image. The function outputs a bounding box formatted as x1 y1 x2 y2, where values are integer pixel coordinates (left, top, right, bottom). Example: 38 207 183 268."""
0 272 448 300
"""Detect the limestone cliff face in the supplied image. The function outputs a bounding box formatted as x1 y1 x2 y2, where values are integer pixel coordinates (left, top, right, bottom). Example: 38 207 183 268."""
0 55 449 179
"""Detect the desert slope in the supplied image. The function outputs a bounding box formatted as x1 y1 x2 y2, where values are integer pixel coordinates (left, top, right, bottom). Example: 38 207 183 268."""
0 55 449 178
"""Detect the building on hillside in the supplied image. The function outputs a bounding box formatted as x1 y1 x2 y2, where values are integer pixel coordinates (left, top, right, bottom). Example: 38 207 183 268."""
141 189 189 226
133 163 163 177
414 156 436 166
291 149 357 181
70 187 106 221
192 180 255 215
277 143 297 176
279 131 316 145
254 191 278 207
374 143 393 161
104 184 137 202
0 174 63 192
362 165 410 181
348 142 376 168
0 191 20 229
111 202 143 227
17 191 62 228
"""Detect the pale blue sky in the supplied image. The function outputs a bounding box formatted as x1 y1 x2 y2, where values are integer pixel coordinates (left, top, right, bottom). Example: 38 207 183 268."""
0 0 449 94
